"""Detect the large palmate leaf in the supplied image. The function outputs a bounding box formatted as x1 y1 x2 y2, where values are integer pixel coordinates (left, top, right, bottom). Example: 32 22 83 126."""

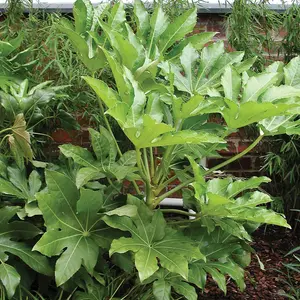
162 42 244 95
188 176 290 231
144 269 197 300
0 165 42 217
60 127 139 186
33 170 122 286
0 207 52 298
221 98 291 129
103 196 204 282
186 226 250 293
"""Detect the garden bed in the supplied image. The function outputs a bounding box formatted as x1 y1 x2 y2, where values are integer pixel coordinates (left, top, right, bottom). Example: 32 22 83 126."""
201 227 298 300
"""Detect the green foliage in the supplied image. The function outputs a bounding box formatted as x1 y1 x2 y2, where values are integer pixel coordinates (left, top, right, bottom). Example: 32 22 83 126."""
226 0 282 71
0 0 299 299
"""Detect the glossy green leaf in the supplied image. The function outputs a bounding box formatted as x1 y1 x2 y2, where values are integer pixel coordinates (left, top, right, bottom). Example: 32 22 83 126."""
221 66 241 101
222 98 290 128
148 5 169 58
83 76 120 109
0 262 20 299
57 25 105 72
153 279 171 300
159 7 197 54
173 280 197 300
166 32 216 60
260 85 300 102
108 1 126 28
241 72 279 102
73 0 93 34
0 207 52 277
101 47 133 105
284 56 300 88
134 0 150 41
59 144 97 169
104 196 204 282
33 171 119 286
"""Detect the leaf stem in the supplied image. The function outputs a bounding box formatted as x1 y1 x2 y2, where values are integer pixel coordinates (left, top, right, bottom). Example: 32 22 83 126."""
143 148 151 180
154 134 264 207
94 81 141 194
136 148 147 182
159 209 198 217
167 216 201 225
149 147 155 177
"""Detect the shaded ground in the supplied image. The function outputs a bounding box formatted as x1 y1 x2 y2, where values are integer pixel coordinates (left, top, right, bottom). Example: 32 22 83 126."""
199 227 299 300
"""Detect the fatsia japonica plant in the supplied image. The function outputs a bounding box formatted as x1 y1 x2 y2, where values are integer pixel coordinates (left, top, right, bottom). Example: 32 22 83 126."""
34 0 300 298
1 0 300 299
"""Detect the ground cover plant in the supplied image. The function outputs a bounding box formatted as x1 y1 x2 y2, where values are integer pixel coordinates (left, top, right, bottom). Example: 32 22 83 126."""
0 0 300 299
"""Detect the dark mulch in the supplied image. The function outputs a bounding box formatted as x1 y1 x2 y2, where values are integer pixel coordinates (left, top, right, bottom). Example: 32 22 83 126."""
199 226 299 300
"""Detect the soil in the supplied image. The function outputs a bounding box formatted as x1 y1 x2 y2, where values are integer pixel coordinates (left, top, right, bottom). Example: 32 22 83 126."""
199 226 299 300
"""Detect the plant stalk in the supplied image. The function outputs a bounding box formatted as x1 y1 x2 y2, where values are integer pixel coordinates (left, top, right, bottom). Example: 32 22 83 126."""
154 134 264 207
160 209 198 217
